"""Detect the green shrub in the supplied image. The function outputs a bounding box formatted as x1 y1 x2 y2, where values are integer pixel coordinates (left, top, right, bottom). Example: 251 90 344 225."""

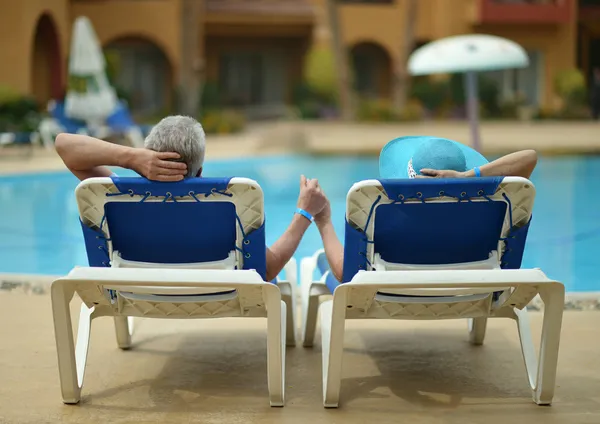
199 109 246 134
357 99 398 122
554 69 589 119
410 76 450 114
356 99 423 122
449 73 501 118
398 100 425 121
0 87 41 132
201 81 222 110
555 69 587 106
303 45 338 105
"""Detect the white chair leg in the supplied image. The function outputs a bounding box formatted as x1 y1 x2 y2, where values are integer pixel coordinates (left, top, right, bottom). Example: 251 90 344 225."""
321 295 346 408
300 257 320 347
266 291 285 407
468 317 488 345
114 316 134 349
515 284 564 405
51 284 93 404
279 282 296 347
301 284 320 347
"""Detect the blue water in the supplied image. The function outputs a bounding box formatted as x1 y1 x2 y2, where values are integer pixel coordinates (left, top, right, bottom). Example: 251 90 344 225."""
0 155 598 292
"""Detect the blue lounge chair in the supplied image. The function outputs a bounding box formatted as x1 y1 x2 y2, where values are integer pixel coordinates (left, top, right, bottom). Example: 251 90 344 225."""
51 176 296 406
300 177 564 407
39 100 147 148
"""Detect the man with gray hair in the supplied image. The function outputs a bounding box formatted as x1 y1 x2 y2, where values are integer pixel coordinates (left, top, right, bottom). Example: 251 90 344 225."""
55 115 327 281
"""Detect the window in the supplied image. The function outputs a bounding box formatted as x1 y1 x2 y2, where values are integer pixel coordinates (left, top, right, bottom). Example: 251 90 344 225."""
487 50 544 107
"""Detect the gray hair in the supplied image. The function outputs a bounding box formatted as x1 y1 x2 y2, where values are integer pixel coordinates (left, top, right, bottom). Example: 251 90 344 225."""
144 115 206 178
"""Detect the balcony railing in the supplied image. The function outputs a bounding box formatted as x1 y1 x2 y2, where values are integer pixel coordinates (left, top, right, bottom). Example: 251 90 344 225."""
474 0 573 24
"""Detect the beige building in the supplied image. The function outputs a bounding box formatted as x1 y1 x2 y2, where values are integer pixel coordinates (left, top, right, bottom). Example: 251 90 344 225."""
0 0 593 117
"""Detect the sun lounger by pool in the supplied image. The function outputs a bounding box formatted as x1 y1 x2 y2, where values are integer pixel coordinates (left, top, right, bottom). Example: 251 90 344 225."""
39 100 146 148
300 177 564 407
51 176 296 406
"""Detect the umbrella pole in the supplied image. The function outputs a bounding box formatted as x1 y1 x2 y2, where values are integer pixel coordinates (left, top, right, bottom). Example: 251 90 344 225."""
464 71 481 152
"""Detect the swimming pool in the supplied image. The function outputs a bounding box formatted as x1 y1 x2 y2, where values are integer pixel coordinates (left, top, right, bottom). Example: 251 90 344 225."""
0 154 598 292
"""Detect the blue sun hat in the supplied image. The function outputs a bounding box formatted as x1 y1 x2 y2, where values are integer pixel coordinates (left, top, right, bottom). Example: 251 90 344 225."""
379 136 489 179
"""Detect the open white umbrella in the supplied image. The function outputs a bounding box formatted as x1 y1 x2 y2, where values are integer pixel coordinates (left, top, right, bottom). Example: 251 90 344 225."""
408 34 529 152
65 16 117 127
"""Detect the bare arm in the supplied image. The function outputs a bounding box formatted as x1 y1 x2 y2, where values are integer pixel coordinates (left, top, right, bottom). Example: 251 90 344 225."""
265 175 327 282
463 149 538 179
55 133 187 181
265 215 311 281
420 149 538 180
316 218 344 282
55 133 130 180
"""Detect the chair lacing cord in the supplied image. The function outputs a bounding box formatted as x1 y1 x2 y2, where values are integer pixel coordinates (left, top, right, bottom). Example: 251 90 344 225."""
205 188 233 198
162 192 177 203
358 195 381 270
139 192 151 203
234 214 252 260
499 193 515 242
498 193 517 268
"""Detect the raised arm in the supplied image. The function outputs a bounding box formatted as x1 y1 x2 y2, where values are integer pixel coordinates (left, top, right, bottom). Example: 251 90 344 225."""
315 193 344 282
265 176 326 282
420 149 538 179
55 133 187 181
463 149 538 179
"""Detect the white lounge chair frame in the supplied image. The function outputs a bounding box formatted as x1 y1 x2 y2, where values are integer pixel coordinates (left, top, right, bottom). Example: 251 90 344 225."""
52 177 296 407
300 177 564 407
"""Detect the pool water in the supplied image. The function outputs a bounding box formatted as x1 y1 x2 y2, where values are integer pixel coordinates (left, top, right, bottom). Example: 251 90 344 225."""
0 155 598 292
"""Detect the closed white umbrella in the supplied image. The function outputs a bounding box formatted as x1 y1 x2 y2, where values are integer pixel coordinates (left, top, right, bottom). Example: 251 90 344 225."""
408 34 529 152
65 16 117 127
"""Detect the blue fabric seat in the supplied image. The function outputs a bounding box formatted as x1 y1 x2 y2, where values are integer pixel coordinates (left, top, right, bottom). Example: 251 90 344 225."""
80 176 268 285
323 178 530 294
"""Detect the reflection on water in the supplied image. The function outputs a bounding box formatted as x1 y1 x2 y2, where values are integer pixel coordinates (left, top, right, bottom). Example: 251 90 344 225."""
0 154 598 292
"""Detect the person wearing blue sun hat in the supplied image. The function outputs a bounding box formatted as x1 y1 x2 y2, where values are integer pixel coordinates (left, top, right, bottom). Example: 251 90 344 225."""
379 135 537 180
312 136 538 282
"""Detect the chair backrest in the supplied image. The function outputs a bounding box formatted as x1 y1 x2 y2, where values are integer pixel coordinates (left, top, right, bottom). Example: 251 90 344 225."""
341 177 535 283
75 176 267 280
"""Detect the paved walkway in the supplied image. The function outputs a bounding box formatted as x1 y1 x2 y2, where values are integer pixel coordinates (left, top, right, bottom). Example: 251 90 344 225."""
296 121 600 156
0 289 599 423
1 121 598 176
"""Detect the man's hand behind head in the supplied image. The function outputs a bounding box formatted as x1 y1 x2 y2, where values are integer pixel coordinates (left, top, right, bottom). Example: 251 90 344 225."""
131 149 188 182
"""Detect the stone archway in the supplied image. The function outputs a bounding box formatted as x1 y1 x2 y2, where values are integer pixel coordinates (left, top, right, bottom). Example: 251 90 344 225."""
104 36 173 117
350 41 392 100
31 13 63 105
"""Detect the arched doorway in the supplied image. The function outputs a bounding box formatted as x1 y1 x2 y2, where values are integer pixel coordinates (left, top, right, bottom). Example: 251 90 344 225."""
31 13 62 105
350 42 392 100
104 36 172 117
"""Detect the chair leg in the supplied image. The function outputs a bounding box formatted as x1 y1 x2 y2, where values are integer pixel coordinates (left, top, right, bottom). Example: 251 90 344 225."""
114 316 134 349
468 317 488 345
266 293 286 407
301 292 320 348
515 284 564 405
280 282 296 347
51 284 93 404
321 296 346 408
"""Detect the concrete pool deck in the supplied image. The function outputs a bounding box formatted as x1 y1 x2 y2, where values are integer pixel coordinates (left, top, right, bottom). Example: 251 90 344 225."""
1 287 600 424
